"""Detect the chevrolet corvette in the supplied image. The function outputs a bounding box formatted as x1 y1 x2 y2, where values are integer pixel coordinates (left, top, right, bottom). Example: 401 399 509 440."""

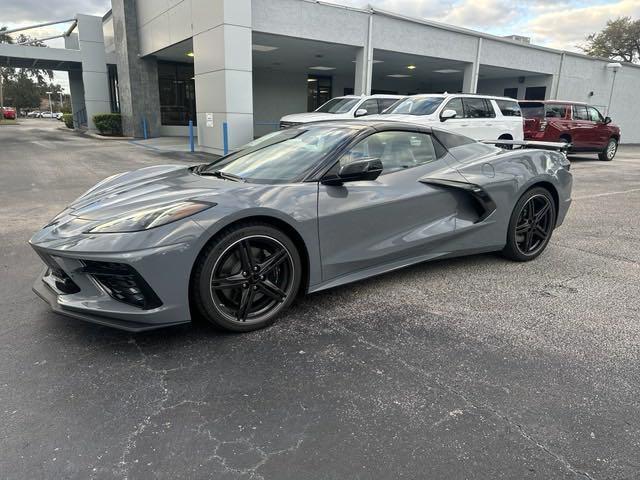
30 121 572 332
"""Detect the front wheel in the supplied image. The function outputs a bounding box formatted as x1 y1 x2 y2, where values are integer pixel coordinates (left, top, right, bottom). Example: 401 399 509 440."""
192 223 302 332
599 138 617 161
502 187 556 262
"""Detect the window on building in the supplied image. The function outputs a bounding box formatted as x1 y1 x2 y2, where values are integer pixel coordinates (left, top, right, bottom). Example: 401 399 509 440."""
503 88 518 99
107 64 120 113
572 105 589 121
307 76 332 111
158 62 196 126
524 86 546 100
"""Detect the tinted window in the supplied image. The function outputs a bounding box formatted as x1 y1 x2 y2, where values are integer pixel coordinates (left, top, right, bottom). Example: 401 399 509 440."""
315 97 360 114
359 99 379 115
443 98 464 118
463 98 494 118
573 105 589 121
520 102 545 118
496 99 522 117
340 131 437 173
588 106 604 122
387 96 444 115
545 104 569 118
433 129 475 149
378 98 401 112
206 125 354 182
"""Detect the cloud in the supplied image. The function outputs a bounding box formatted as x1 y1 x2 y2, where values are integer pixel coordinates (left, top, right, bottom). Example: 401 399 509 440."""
1 0 109 28
440 0 518 28
525 0 640 50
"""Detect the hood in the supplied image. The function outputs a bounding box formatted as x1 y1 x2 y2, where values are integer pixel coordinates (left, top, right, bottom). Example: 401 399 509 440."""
54 165 247 223
280 112 347 123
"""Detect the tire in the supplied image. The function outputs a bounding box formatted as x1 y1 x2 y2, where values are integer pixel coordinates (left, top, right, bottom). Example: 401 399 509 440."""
192 222 302 332
497 135 513 150
501 187 556 262
599 137 617 161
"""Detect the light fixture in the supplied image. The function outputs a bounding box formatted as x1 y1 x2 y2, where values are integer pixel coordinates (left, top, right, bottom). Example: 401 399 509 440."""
252 44 279 52
387 74 411 78
309 66 336 71
186 51 194 57
434 69 460 74
351 60 384 64
407 65 416 70
307 78 317 82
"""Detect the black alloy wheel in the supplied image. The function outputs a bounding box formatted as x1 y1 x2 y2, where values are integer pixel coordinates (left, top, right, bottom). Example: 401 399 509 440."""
502 187 556 261
193 224 301 331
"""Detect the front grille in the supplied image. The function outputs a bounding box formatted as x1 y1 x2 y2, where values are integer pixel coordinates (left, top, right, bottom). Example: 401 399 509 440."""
80 261 162 310
36 251 81 294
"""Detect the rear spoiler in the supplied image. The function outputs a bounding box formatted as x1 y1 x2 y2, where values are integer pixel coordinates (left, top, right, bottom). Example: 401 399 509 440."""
481 140 571 153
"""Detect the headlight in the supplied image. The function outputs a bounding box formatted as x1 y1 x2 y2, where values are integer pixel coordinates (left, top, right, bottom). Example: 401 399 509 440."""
87 200 216 233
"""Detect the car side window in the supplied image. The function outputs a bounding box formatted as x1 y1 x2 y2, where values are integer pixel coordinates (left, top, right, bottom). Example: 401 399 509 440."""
573 105 589 121
462 98 494 118
358 99 379 116
588 106 604 123
339 131 438 174
545 104 569 118
496 100 522 117
443 98 464 119
378 98 399 112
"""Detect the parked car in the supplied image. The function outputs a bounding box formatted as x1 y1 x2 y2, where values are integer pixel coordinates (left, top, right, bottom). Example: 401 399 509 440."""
27 111 42 118
40 111 59 119
2 107 16 120
30 120 572 333
519 100 620 161
372 93 524 143
279 94 404 128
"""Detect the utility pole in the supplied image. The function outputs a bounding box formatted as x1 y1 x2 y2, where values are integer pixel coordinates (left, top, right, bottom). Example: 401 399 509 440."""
46 91 53 119
0 69 4 116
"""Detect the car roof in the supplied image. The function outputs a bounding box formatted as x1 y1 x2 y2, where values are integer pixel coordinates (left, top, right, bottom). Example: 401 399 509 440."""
408 93 517 102
519 100 588 106
292 119 433 132
336 94 405 99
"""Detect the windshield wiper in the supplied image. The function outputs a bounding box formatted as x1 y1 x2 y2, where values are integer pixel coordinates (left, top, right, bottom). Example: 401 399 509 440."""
198 170 244 182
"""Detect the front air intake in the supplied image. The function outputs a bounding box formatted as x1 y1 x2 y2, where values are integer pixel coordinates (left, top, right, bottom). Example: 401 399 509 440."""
80 261 162 310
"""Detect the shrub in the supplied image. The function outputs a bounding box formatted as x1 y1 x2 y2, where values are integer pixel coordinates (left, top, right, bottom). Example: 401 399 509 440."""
62 113 74 129
93 113 122 136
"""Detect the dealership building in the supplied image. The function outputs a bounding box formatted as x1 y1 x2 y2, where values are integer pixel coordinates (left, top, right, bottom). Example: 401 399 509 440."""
2 0 639 152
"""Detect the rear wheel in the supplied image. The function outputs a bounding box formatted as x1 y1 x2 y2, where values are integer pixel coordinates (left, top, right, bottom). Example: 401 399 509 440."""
502 187 556 262
192 223 302 332
599 137 617 161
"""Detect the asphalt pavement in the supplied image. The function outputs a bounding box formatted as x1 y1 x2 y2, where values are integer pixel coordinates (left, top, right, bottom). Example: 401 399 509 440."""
1 119 639 479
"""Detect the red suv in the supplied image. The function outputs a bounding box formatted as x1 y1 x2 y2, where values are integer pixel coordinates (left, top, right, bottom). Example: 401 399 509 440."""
1 107 16 120
519 101 620 161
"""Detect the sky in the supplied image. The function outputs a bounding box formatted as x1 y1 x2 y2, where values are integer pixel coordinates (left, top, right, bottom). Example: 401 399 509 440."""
2 0 639 92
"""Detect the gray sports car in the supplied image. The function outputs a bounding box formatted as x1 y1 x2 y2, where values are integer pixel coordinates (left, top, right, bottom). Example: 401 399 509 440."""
30 121 572 332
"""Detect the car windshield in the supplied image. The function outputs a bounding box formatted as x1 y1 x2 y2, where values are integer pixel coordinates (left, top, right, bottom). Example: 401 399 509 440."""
386 96 444 116
201 126 355 183
315 97 360 114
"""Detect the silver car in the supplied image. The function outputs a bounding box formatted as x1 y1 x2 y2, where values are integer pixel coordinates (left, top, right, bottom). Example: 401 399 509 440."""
30 121 572 332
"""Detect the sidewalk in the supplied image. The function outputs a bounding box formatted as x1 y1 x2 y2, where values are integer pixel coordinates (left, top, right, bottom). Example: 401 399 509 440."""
128 136 199 153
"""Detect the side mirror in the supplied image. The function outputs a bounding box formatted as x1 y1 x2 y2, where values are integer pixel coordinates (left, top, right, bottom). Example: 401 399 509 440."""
604 116 612 124
322 158 383 185
440 109 457 122
354 108 368 118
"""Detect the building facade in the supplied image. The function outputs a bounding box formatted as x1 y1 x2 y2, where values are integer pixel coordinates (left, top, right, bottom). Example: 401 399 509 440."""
100 0 640 151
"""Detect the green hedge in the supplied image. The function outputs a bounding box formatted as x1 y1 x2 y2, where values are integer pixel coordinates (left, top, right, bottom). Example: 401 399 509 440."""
62 113 74 129
93 113 122 136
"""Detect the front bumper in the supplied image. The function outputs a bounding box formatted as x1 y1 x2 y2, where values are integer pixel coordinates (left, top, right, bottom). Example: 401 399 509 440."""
30 241 196 332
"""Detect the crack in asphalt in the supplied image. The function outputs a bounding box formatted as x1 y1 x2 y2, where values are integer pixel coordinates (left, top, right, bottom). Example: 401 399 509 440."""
325 317 597 480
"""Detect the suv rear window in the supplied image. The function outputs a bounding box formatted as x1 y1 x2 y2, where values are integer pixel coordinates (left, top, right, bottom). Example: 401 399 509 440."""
495 100 521 117
520 102 569 119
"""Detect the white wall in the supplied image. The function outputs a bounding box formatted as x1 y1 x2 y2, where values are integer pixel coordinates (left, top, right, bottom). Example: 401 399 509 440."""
477 75 553 99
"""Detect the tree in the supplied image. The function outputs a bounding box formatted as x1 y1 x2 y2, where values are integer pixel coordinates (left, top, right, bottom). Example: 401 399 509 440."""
582 17 640 63
2 73 42 111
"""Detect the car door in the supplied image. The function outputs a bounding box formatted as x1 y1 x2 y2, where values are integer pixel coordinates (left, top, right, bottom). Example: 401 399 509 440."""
356 99 380 117
588 106 609 150
442 97 496 140
571 104 591 150
317 129 464 281
437 97 467 134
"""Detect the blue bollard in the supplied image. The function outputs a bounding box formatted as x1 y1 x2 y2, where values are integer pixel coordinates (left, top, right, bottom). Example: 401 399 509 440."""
223 121 229 155
142 117 148 140
188 120 194 153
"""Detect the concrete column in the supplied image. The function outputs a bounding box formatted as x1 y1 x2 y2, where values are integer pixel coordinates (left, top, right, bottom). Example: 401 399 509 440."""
76 15 112 131
68 70 86 128
354 15 373 96
463 38 482 93
111 0 161 138
193 0 253 154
